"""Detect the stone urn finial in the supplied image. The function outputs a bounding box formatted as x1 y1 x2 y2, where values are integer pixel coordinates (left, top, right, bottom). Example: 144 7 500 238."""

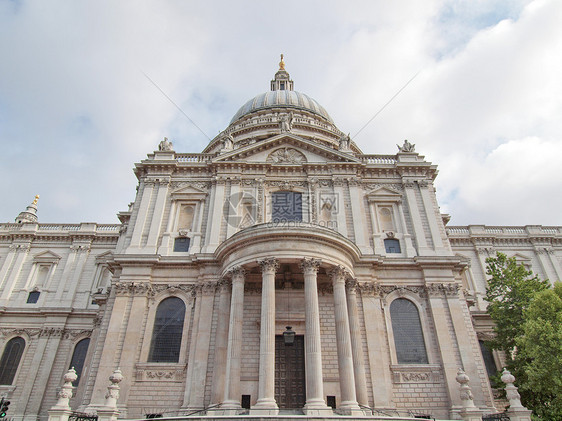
501 368 524 409
52 367 78 409
456 368 476 408
104 368 123 409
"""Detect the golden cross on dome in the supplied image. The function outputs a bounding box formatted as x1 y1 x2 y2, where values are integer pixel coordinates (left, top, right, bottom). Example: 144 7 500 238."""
279 54 285 70
33 195 40 205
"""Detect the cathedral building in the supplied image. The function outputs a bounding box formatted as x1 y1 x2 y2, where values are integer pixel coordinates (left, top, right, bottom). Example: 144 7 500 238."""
1 59 561 421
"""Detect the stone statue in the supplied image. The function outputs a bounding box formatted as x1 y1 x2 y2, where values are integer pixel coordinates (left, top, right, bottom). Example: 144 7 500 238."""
279 113 292 132
339 133 351 151
222 133 234 151
158 137 173 151
397 139 415 153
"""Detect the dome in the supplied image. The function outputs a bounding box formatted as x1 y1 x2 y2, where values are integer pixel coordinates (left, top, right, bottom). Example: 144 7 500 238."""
230 90 334 125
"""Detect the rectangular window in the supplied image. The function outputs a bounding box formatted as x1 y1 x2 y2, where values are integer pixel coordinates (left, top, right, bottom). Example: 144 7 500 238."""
173 237 190 252
384 239 401 253
272 191 302 222
27 291 40 303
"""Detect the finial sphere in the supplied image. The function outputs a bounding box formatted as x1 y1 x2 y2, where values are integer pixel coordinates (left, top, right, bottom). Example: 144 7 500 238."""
279 54 285 70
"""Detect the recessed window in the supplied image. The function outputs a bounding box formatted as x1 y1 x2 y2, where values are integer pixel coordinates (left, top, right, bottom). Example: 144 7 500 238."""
384 238 401 253
479 340 498 385
272 191 302 222
69 338 90 385
0 337 25 385
148 297 186 362
174 237 190 252
279 82 285 90
390 298 428 364
27 291 40 303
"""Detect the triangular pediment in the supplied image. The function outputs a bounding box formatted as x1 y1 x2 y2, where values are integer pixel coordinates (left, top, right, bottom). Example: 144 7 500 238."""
171 184 208 200
33 250 62 263
366 186 402 202
95 251 114 263
213 134 361 164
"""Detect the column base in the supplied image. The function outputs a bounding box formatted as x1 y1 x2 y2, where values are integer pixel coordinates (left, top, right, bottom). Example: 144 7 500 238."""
250 405 279 416
219 400 243 415
338 401 365 417
303 401 333 416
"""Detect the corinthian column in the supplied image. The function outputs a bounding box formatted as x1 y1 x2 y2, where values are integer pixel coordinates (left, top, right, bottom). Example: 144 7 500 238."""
330 266 361 415
301 258 331 415
222 267 245 414
346 279 369 409
252 258 279 414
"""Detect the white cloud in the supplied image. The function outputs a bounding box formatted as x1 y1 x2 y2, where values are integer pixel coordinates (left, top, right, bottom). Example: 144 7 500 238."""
0 0 561 227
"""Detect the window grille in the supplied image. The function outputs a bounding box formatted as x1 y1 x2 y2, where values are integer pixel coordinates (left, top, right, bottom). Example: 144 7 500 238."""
390 299 428 364
148 297 186 362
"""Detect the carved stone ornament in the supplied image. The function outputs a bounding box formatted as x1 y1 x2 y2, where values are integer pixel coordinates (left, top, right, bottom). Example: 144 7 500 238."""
391 365 440 384
136 365 186 382
425 283 460 297
178 229 190 237
476 246 495 255
266 147 306 164
357 282 380 296
114 282 154 297
379 285 427 299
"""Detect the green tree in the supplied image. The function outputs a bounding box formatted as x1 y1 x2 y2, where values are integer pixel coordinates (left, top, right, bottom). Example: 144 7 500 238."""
515 283 562 420
484 253 549 355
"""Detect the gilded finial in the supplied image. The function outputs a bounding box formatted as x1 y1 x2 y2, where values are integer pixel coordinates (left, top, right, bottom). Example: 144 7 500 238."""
279 54 285 71
33 195 40 206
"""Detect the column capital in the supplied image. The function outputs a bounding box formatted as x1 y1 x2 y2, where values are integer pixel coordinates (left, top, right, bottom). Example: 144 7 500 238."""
258 258 279 274
300 258 321 274
227 265 246 282
329 265 348 284
218 278 232 291
345 278 358 293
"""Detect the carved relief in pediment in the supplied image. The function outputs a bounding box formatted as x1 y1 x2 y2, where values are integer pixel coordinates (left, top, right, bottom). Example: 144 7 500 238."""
266 147 307 164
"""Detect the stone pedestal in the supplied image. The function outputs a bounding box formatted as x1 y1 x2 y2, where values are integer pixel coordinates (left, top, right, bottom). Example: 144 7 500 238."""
502 369 532 421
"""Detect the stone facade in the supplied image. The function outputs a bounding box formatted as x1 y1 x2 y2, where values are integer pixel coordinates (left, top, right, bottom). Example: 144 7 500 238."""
1 62 561 421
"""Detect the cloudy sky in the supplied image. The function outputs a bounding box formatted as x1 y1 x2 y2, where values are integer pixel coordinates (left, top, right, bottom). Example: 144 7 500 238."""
1 0 561 226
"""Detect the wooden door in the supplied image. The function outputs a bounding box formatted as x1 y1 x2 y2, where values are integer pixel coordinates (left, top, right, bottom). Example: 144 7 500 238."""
275 335 306 409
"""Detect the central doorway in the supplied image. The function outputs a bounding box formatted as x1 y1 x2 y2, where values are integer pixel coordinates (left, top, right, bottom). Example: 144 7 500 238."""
275 335 306 409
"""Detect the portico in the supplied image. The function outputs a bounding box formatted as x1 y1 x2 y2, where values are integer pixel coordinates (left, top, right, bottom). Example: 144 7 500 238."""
215 224 367 415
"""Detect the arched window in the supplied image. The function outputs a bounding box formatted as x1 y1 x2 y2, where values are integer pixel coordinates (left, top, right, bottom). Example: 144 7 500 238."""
148 297 186 362
272 191 302 222
69 338 90 385
0 337 25 384
390 298 428 364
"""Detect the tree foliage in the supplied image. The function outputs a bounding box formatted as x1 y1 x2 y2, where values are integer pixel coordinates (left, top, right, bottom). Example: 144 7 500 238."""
484 253 549 354
484 252 561 419
516 283 562 419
